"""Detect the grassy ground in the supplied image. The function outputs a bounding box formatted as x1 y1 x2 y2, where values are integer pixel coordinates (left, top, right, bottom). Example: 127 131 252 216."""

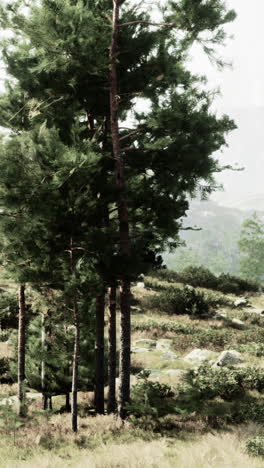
0 276 264 466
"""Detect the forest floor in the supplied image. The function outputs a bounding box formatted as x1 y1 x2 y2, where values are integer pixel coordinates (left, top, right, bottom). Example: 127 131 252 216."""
0 277 264 467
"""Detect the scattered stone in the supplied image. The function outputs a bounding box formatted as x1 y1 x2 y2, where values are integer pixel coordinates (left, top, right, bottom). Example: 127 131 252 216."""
229 318 248 330
136 282 145 288
185 285 195 291
131 347 150 353
245 308 264 315
164 369 185 377
160 351 178 361
234 298 249 308
134 339 156 348
184 349 214 362
156 339 172 351
214 312 227 320
213 350 244 367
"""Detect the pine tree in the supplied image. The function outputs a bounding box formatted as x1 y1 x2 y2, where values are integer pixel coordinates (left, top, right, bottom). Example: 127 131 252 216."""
0 0 237 425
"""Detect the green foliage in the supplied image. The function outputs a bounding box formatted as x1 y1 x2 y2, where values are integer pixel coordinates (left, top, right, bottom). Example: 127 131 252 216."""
246 437 264 458
150 266 259 293
239 213 264 283
127 371 178 431
0 357 11 384
132 319 197 335
0 403 25 445
237 343 264 357
183 365 264 402
148 285 211 317
0 291 18 329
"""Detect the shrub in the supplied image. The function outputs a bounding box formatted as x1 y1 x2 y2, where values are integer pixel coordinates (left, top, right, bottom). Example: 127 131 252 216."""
180 266 218 289
0 357 12 384
131 319 197 335
127 371 178 431
193 329 234 350
149 269 180 283
217 273 259 294
182 365 264 403
149 286 211 317
237 342 264 357
246 438 264 458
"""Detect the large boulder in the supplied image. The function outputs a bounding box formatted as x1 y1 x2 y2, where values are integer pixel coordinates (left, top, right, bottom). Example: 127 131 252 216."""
213 350 244 367
183 348 214 362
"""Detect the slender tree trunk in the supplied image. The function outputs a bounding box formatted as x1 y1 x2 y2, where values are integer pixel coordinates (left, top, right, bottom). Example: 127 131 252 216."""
65 393 71 412
95 292 105 414
71 295 80 432
41 313 46 410
18 284 26 417
107 284 117 413
110 0 131 419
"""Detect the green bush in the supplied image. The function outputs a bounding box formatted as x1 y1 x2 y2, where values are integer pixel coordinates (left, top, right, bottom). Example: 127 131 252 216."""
150 266 259 293
127 371 178 431
246 438 264 458
180 266 218 289
132 319 197 335
217 273 259 294
149 286 211 317
0 330 10 342
237 342 264 357
182 365 264 403
193 328 234 349
0 357 12 384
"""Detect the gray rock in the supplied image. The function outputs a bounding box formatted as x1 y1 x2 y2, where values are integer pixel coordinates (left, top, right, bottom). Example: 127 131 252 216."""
234 298 249 308
136 282 145 288
213 350 244 367
160 351 178 361
214 312 227 320
131 347 150 353
184 348 214 362
134 339 156 348
246 308 264 315
156 339 172 351
230 318 248 330
164 369 185 377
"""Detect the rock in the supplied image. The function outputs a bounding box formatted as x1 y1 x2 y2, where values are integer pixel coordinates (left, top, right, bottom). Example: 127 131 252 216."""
160 351 178 361
134 339 156 348
213 350 244 367
185 285 195 291
131 347 150 353
234 298 249 308
229 318 248 330
131 306 142 314
164 369 185 377
246 308 264 315
156 339 172 351
184 349 214 362
214 312 227 320
136 282 145 288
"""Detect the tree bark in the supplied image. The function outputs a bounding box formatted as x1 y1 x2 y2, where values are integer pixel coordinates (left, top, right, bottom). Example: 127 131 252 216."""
95 292 105 414
65 392 71 412
18 284 26 417
107 284 117 413
71 295 80 432
41 313 46 411
110 0 131 419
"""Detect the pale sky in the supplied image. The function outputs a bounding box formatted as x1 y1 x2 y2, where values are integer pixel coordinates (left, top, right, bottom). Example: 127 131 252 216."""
0 0 263 207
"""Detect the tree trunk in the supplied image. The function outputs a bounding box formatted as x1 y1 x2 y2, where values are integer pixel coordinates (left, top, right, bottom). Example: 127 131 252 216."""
18 284 26 417
107 284 117 413
71 295 80 432
110 0 131 419
95 292 105 414
65 392 71 412
41 313 46 410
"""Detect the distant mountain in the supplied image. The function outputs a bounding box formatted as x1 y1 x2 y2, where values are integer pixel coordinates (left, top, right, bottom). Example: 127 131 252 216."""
231 194 264 212
163 199 264 275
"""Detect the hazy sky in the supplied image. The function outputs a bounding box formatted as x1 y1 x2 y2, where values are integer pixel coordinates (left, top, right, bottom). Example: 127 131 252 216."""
0 0 263 207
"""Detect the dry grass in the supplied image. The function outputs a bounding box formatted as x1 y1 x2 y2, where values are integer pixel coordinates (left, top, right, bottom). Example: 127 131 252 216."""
1 422 263 468
0 341 13 358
